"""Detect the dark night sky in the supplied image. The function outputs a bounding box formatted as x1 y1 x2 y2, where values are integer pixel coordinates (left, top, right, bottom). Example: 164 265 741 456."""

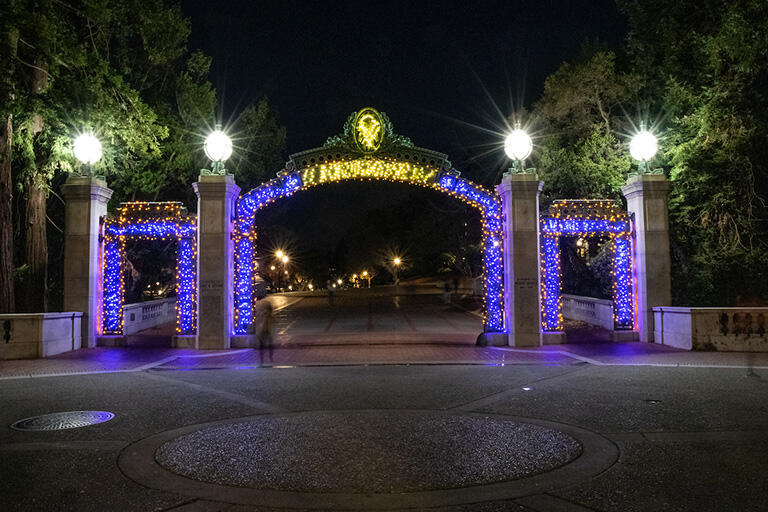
182 0 627 168
180 0 628 276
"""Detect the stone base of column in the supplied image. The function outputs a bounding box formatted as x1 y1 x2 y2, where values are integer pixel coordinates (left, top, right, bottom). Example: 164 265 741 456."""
540 332 566 345
476 332 508 346
172 335 198 349
97 335 126 347
230 335 254 348
611 330 639 342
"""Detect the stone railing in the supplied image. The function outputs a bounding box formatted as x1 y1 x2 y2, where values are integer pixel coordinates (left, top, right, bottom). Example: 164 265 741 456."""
0 312 83 359
561 294 615 329
653 307 768 351
123 298 177 335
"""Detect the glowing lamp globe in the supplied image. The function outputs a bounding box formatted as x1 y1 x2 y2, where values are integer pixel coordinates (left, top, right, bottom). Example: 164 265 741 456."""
504 129 532 161
394 257 401 265
73 134 102 164
630 130 658 161
204 130 232 162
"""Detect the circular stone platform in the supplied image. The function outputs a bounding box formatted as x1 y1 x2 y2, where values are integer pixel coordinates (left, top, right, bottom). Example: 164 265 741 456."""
156 411 581 493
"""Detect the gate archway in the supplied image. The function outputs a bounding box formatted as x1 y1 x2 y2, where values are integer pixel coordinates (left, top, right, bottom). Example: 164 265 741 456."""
100 202 197 335
232 108 504 335
539 200 635 332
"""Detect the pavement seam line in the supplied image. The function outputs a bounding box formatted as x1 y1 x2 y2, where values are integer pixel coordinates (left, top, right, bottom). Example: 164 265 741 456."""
446 366 591 411
139 370 284 413
489 346 606 366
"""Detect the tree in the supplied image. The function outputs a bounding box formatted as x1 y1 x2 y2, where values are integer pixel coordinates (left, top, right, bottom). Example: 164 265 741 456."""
230 97 287 192
619 0 768 305
9 1 171 311
530 50 637 202
6 0 216 311
0 9 20 312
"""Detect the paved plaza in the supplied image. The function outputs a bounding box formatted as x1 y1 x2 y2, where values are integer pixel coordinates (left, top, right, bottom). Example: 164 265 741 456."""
1 292 767 511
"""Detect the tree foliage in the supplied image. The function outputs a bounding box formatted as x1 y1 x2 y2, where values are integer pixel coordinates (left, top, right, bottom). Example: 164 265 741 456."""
230 97 287 192
531 51 637 202
619 0 768 305
530 2 768 306
3 0 220 310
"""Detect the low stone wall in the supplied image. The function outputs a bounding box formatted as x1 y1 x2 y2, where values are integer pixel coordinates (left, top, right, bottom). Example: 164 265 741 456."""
653 307 768 351
0 313 83 359
561 294 615 330
123 298 177 335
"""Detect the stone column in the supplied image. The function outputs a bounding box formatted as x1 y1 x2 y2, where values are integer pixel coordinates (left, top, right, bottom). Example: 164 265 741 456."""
61 176 113 348
194 175 240 349
496 173 544 347
622 174 672 342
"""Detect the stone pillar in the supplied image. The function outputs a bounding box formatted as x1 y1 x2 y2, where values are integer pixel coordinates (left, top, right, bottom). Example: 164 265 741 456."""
194 175 240 349
61 176 113 348
496 173 544 347
622 174 672 342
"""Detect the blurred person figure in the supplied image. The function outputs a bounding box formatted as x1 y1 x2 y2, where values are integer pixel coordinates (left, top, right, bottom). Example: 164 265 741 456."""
251 299 275 365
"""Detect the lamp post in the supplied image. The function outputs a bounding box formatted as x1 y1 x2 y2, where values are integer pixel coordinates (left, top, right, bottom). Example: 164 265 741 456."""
203 125 232 175
361 270 371 288
630 123 659 175
73 133 102 177
504 122 533 174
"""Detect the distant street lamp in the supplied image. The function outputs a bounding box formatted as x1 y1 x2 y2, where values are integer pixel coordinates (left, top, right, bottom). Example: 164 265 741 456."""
630 123 658 174
361 270 371 288
73 133 102 176
392 257 402 286
203 125 232 175
504 122 533 174
274 251 289 291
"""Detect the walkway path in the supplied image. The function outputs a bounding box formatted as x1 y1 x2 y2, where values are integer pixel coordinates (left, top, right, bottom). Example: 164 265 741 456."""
3 290 768 379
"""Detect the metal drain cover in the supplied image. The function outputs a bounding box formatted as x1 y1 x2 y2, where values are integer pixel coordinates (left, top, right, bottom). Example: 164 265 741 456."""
11 411 115 431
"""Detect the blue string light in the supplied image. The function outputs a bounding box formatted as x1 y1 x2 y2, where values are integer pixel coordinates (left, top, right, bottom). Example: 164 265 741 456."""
539 200 635 332
101 203 197 335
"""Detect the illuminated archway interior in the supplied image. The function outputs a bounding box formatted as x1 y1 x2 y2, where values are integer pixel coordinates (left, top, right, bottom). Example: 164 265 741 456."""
233 154 504 335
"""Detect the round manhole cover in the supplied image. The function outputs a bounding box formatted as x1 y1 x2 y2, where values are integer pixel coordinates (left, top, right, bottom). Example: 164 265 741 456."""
11 411 115 431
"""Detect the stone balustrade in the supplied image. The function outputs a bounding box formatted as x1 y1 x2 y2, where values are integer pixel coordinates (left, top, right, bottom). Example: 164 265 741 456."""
653 307 768 351
0 312 83 360
561 294 615 330
122 298 177 335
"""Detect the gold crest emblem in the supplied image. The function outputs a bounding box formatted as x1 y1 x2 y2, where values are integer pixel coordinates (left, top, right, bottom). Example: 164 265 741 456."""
354 108 383 152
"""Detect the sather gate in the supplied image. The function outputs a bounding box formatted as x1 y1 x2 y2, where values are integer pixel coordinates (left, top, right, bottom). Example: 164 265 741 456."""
62 108 671 350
